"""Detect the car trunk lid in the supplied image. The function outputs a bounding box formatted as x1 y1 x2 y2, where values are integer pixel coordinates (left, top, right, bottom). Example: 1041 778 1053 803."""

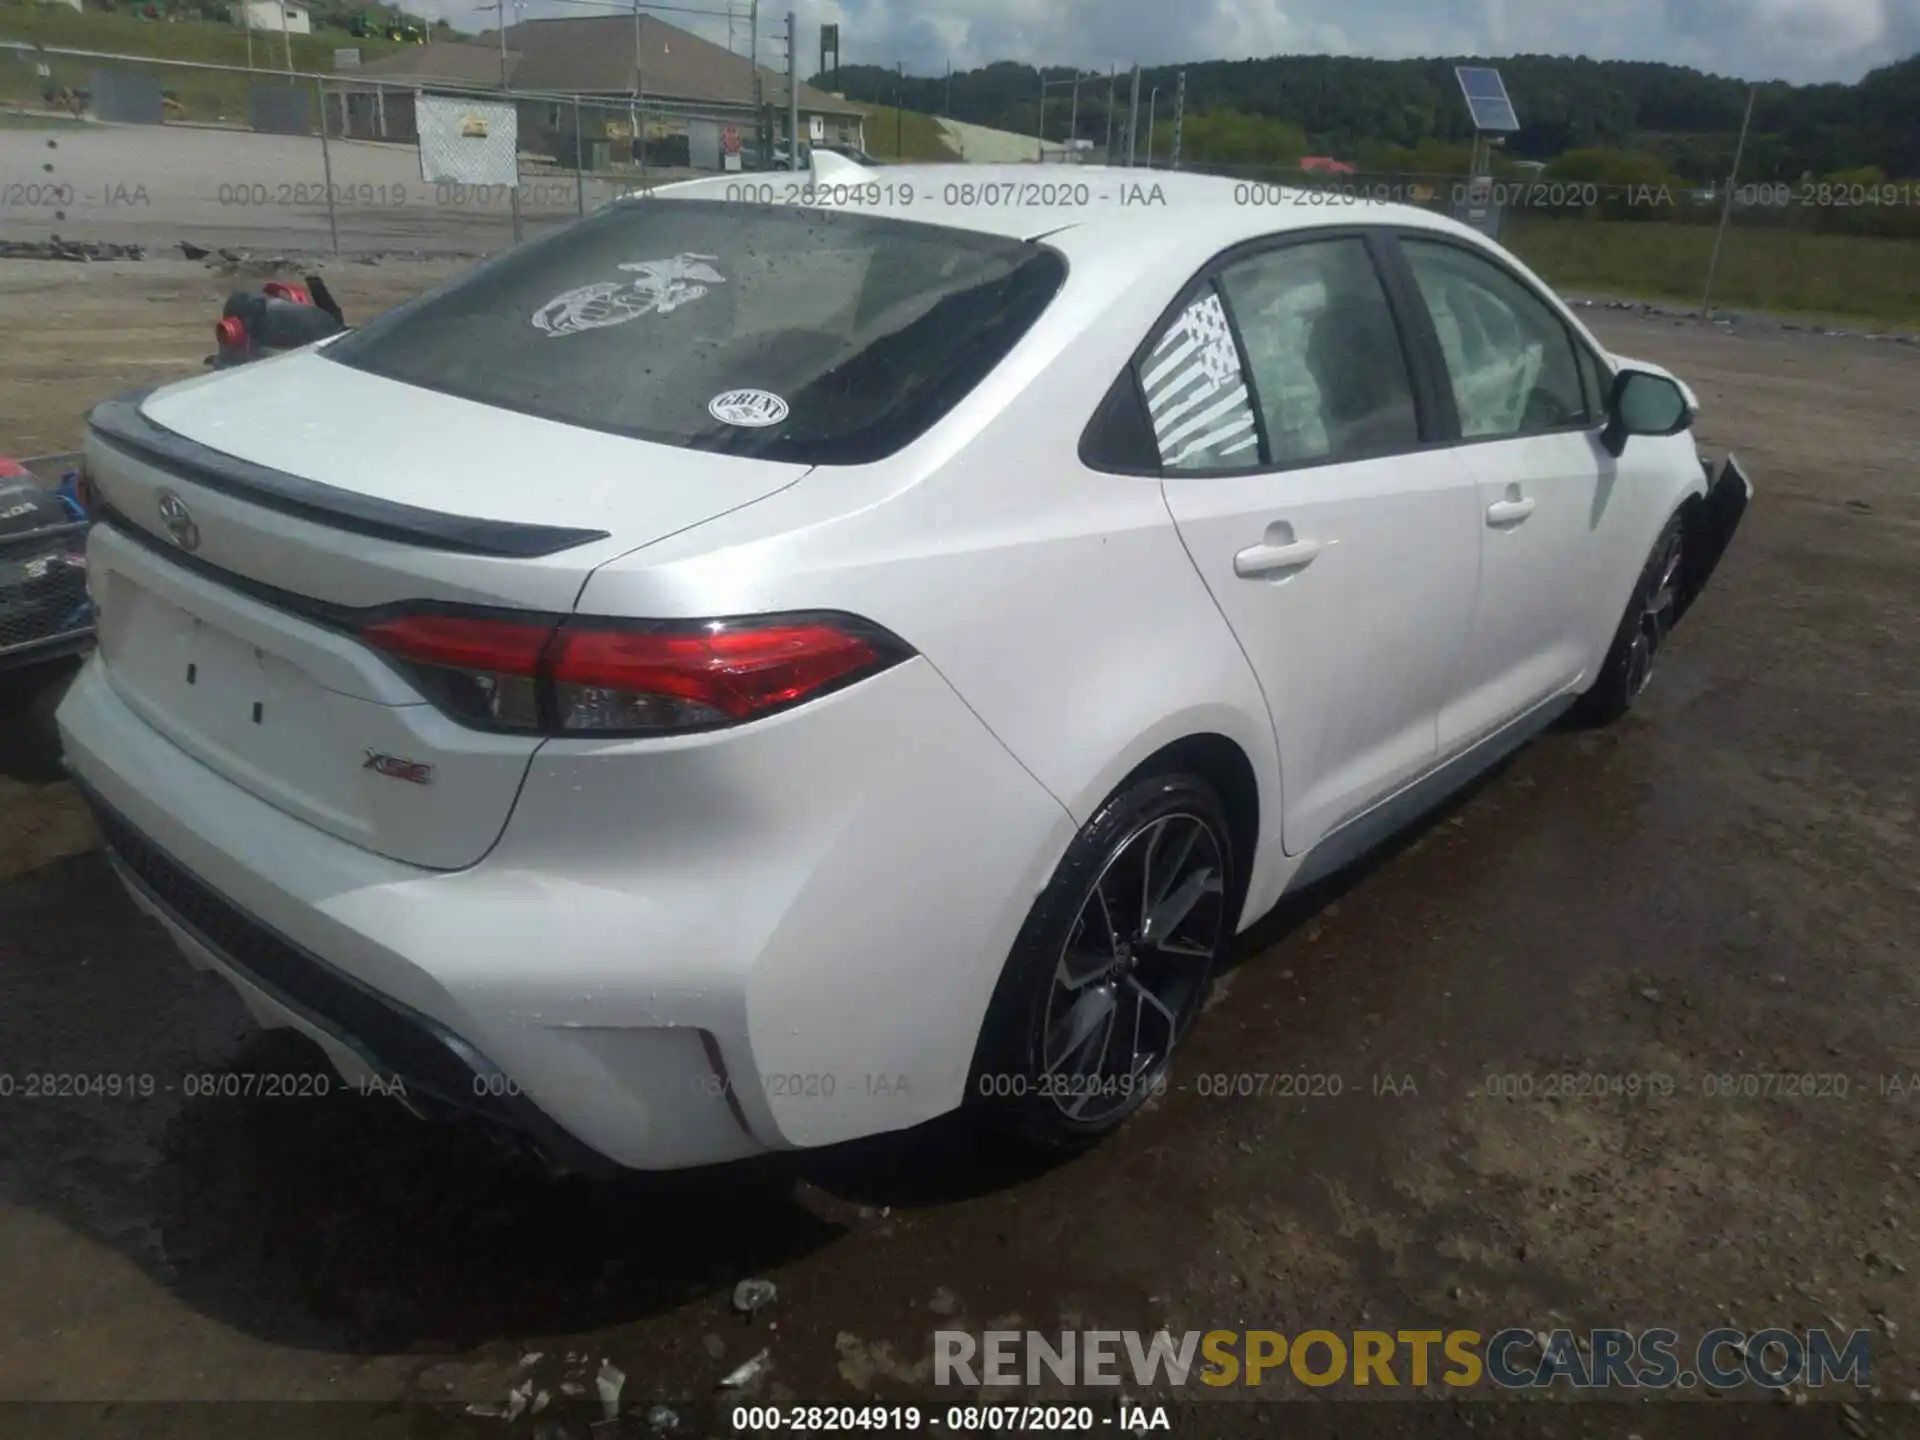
82 368 811 869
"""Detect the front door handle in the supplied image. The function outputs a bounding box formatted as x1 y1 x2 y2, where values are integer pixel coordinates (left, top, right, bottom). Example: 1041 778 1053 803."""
1486 496 1537 527
1234 530 1323 579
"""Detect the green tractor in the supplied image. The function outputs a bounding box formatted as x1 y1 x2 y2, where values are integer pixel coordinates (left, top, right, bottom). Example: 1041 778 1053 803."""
348 9 425 41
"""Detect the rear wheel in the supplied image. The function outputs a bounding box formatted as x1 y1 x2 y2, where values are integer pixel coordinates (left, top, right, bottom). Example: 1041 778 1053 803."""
971 772 1234 1153
1578 514 1684 726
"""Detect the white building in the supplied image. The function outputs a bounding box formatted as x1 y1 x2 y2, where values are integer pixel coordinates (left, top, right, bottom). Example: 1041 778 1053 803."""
231 0 311 35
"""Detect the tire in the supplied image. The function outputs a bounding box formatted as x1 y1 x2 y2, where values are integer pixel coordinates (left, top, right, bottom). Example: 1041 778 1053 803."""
970 771 1235 1154
1577 513 1685 727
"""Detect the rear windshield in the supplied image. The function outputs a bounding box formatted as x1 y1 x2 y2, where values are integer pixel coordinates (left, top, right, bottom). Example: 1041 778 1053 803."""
324 200 1066 464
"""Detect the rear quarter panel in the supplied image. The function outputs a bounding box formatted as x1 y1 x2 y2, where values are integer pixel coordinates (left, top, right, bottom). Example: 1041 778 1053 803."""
575 230 1289 927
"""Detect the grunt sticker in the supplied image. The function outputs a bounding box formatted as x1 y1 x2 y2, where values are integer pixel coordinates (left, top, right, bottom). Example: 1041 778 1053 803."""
707 389 789 427
532 252 725 336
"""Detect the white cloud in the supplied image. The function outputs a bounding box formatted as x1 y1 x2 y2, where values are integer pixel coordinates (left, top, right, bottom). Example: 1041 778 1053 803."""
811 0 1913 81
452 0 1915 83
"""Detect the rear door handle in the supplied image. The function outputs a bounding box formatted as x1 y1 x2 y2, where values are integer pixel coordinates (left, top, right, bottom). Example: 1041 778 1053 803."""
1486 497 1536 526
1234 534 1323 579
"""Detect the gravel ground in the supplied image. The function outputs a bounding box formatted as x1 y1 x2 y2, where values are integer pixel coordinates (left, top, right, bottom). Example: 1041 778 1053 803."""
0 258 1917 1438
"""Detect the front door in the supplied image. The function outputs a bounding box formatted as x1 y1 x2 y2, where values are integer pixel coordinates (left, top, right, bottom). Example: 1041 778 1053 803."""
1393 235 1614 753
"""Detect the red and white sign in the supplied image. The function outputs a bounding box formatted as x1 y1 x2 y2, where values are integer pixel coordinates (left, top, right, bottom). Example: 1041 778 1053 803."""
721 125 742 156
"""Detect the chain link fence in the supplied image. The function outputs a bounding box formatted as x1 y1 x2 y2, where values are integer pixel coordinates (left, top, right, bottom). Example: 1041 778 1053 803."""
0 40 838 256
3 40 1915 324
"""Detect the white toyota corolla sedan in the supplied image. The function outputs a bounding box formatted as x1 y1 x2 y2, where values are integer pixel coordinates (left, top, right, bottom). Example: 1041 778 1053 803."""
58 160 1749 1171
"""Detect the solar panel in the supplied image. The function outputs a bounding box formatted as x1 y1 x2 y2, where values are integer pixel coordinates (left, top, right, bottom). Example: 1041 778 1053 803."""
1457 66 1507 99
1455 65 1521 132
1468 96 1520 131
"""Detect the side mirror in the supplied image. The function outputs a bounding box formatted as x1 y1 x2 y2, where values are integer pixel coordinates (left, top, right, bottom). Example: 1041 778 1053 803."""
1601 369 1693 458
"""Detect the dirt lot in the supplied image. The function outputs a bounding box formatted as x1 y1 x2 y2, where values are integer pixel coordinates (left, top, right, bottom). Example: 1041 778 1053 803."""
0 259 1917 1436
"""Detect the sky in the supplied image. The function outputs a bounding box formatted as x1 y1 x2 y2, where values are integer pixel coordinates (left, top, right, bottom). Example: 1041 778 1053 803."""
453 0 1919 85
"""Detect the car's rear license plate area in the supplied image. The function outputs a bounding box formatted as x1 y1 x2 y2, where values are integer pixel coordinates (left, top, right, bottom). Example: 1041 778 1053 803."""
99 570 367 827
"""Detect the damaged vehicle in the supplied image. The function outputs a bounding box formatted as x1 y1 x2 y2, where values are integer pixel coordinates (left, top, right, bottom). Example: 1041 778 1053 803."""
58 157 1748 1172
0 455 93 677
0 281 345 689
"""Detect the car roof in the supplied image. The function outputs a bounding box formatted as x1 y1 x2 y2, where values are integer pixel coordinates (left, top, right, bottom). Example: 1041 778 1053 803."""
647 159 1485 251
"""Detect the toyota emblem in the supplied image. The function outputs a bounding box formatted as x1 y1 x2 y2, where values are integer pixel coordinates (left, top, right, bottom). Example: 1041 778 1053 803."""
156 489 200 551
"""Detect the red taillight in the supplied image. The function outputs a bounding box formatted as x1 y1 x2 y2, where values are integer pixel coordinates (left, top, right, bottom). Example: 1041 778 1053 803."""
263 281 311 304
359 612 552 675
72 465 95 516
214 316 247 348
358 610 910 736
551 623 881 721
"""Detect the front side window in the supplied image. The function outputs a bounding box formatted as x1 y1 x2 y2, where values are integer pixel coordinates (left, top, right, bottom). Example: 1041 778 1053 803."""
1216 237 1420 466
1401 238 1587 439
1575 339 1611 421
325 199 1065 464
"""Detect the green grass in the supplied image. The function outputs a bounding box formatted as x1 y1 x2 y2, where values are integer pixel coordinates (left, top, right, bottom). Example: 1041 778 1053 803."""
1507 214 1920 327
853 102 957 162
0 0 413 122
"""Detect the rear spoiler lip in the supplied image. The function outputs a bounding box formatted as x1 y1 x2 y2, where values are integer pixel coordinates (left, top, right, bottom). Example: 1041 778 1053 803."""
86 387 612 560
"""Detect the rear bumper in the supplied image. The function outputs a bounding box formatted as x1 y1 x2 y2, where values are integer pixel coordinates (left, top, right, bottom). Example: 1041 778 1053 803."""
0 629 93 674
57 653 1071 1171
79 780 622 1175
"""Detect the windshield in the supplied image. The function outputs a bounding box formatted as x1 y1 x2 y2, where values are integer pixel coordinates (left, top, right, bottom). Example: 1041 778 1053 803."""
324 200 1065 464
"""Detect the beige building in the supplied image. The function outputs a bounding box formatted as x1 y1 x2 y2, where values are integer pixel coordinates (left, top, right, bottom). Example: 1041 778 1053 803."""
231 0 310 35
344 15 864 167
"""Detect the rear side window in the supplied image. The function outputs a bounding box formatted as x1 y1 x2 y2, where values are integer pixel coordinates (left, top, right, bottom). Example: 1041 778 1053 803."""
1138 290 1261 471
325 199 1066 465
1216 238 1421 466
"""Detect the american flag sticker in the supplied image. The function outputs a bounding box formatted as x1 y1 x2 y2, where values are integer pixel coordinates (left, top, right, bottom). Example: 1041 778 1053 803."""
1142 291 1258 469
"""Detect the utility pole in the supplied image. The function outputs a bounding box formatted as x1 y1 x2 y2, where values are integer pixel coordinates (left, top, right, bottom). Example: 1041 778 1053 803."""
896 60 904 157
497 0 509 87
1126 65 1141 167
786 10 800 170
279 0 292 72
1068 70 1078 149
1701 83 1757 318
1035 68 1046 161
1105 65 1116 163
750 0 763 163
629 0 642 168
945 57 952 117
1171 68 1186 169
1145 85 1158 166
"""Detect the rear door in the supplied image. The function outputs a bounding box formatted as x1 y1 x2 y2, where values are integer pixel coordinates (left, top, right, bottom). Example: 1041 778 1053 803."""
1149 230 1483 854
1388 234 1614 753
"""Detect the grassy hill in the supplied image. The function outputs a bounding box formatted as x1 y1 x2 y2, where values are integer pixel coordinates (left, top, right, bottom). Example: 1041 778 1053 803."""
852 102 957 162
1 0 415 68
0 0 415 121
